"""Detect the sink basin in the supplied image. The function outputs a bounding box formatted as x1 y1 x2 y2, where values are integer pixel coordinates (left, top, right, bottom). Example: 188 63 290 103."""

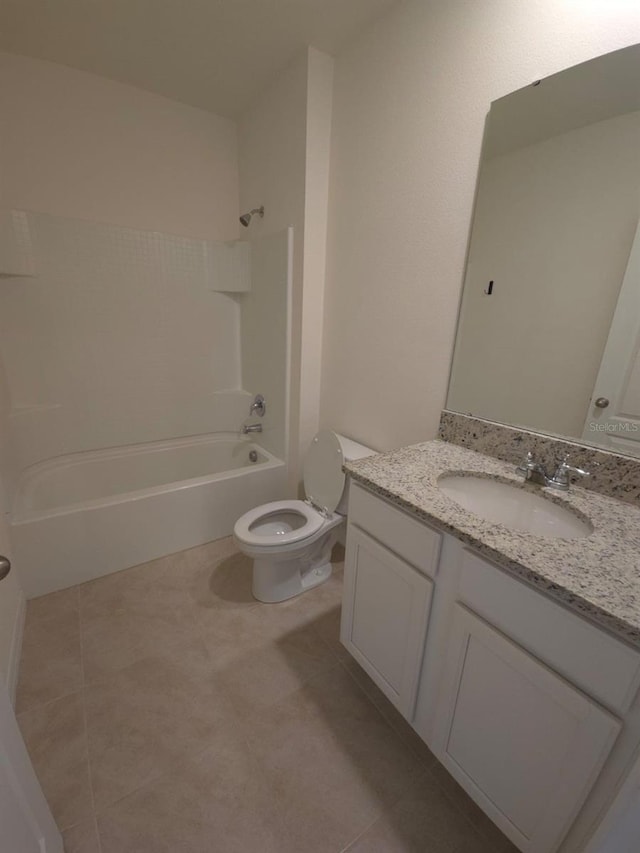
437 474 592 539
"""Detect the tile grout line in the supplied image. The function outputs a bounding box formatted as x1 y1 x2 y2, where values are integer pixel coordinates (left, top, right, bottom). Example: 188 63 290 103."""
78 587 103 853
16 684 85 720
338 811 382 853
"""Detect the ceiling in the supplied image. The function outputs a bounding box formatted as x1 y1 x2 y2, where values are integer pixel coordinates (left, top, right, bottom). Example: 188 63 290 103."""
0 0 397 117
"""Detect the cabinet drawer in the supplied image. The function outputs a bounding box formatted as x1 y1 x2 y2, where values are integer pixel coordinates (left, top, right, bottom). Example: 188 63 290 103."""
348 482 441 579
458 548 640 714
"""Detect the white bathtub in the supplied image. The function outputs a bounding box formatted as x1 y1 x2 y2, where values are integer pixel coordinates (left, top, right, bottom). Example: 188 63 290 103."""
11 434 287 597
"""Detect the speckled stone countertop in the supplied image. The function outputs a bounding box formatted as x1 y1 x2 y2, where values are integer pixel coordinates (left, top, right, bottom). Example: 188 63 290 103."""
345 440 640 649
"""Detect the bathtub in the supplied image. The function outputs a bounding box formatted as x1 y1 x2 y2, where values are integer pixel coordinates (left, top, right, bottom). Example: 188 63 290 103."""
11 433 287 597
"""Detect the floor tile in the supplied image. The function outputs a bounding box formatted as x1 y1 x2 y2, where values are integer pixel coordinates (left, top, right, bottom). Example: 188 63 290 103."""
344 772 492 852
27 586 79 624
78 548 195 624
62 817 101 853
197 594 340 715
97 733 287 853
18 692 93 831
199 592 335 658
16 606 82 713
17 536 507 853
245 665 426 853
84 636 240 810
214 640 338 715
79 537 251 680
81 605 201 682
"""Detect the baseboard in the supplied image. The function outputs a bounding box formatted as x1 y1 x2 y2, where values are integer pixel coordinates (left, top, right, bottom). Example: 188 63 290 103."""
6 588 26 707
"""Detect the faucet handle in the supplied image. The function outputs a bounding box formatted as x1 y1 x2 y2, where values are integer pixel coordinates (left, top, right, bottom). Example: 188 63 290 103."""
548 455 591 490
515 450 535 477
249 394 266 417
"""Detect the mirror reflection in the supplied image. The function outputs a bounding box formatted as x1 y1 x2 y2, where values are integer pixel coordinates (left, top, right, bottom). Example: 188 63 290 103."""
447 44 640 457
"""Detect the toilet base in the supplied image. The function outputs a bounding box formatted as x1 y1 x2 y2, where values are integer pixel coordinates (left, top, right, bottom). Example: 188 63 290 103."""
251 532 337 603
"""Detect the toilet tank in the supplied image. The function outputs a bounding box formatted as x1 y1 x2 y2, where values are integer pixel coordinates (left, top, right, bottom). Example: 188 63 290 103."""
304 430 376 517
335 433 376 514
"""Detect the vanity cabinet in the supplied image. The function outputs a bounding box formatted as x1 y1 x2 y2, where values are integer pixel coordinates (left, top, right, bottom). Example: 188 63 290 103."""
431 604 620 853
341 482 640 853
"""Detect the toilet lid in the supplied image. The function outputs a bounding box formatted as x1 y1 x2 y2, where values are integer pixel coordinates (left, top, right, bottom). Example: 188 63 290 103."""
303 430 346 513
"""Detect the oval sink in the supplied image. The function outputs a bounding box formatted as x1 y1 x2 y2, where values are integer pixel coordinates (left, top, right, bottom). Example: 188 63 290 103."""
437 474 592 539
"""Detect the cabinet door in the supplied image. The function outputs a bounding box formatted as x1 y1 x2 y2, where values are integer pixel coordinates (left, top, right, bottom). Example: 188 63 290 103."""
432 605 621 853
341 525 433 717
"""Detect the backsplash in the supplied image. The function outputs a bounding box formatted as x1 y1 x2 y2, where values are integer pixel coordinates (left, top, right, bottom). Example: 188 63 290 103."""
439 410 640 506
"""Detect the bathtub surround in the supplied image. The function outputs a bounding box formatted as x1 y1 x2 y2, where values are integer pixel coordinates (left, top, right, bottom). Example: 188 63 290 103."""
439 410 640 507
0 218 293 596
0 211 256 472
240 229 293 461
0 46 336 495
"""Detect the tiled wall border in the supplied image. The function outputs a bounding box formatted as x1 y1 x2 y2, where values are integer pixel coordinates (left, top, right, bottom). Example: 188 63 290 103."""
439 410 640 506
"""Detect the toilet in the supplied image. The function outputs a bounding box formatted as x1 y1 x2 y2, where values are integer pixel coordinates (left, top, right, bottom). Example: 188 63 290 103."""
233 430 375 603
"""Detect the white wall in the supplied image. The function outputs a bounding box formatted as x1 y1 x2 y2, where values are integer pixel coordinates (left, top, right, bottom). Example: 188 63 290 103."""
238 47 333 490
449 110 640 438
0 52 239 241
320 0 640 452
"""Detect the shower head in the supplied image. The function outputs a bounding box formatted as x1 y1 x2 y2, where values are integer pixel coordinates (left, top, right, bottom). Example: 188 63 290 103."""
239 205 264 227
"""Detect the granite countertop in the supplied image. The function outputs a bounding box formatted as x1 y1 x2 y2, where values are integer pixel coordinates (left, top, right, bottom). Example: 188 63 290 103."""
345 440 640 649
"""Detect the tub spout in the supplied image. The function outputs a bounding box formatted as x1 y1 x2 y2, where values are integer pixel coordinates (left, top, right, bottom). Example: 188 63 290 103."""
242 423 262 434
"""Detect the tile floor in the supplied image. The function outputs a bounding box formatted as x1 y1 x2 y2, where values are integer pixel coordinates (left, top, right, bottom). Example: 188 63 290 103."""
16 537 518 853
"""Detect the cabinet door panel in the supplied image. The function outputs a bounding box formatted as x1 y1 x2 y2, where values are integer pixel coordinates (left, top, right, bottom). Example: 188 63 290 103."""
341 526 433 716
433 605 621 853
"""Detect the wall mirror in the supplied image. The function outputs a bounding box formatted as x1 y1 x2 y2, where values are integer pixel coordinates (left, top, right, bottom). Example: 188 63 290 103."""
447 44 640 457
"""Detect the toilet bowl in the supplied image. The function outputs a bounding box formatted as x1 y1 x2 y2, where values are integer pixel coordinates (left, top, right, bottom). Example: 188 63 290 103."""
233 430 375 603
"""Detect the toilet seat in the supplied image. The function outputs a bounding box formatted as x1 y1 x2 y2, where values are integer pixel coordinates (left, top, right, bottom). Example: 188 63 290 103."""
233 499 325 548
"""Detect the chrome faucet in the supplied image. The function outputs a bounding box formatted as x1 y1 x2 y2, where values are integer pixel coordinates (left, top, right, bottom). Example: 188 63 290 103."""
242 423 262 434
515 452 591 491
249 394 266 417
515 451 549 486
547 456 592 491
